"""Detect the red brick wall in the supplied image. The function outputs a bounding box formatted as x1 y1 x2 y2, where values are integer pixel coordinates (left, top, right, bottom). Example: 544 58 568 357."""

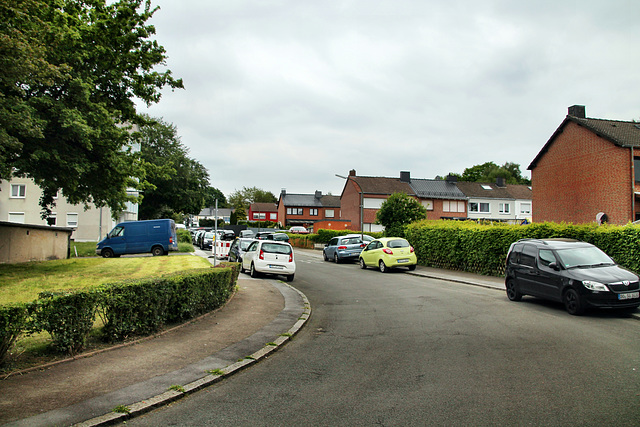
532 122 632 225
340 180 362 229
312 219 353 231
427 199 467 220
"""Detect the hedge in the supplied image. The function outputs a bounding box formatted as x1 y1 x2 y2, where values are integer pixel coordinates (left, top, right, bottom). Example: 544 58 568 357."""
405 220 640 277
0 264 239 364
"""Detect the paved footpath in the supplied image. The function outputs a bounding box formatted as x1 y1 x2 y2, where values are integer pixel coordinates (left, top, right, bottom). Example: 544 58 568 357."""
1 277 310 427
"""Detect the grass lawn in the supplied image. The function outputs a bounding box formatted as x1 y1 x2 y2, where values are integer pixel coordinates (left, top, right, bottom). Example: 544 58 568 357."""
0 255 212 305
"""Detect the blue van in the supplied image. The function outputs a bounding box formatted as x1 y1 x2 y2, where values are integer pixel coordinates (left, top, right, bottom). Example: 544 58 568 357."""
96 219 178 258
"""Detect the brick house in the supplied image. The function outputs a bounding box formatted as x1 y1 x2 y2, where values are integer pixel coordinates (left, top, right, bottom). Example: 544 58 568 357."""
528 105 640 225
248 203 278 223
277 190 341 232
408 176 467 220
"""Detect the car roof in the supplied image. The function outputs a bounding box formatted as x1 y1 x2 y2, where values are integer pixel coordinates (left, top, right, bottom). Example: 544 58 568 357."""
514 238 592 250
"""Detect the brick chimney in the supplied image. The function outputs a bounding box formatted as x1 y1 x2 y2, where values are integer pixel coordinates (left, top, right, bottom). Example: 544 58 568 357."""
315 190 322 199
349 169 356 177
568 105 586 118
400 171 410 183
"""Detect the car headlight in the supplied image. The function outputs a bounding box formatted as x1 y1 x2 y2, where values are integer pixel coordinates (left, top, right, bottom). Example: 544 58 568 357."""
582 281 609 292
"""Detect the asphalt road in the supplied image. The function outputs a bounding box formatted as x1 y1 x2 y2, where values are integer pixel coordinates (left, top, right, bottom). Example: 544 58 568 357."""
125 250 640 426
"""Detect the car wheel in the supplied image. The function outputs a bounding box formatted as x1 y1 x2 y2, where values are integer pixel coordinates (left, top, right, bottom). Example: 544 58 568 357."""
379 260 388 273
563 288 585 315
323 251 329 261
506 279 522 301
359 258 367 269
151 246 164 256
250 263 259 278
286 274 294 282
334 253 340 263
101 248 114 258
408 264 416 271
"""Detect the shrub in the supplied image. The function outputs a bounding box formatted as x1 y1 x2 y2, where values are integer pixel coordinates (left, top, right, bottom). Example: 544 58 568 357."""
314 229 382 244
177 228 192 243
0 304 29 365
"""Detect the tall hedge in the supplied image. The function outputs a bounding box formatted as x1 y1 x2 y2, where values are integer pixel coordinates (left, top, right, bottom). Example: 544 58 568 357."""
405 221 640 277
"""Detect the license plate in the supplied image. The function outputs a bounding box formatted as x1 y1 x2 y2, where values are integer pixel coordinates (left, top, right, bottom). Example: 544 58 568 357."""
618 291 639 300
397 258 409 263
269 264 284 269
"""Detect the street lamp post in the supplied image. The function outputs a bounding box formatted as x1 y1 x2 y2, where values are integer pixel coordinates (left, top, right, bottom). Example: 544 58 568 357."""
335 174 363 240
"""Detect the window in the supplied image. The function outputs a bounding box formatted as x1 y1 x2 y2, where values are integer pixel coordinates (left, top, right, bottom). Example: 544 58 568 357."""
286 208 303 215
47 213 57 226
443 200 465 213
310 209 318 216
325 209 335 218
270 213 277 220
635 157 640 183
10 184 26 198
499 203 510 214
422 200 434 211
253 212 266 220
520 203 531 215
468 202 490 213
66 213 78 227
8 212 25 223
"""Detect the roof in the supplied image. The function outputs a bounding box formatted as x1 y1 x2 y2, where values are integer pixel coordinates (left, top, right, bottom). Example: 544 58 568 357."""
351 176 414 195
504 184 533 200
249 203 277 212
197 207 235 217
455 181 515 200
280 193 341 208
409 179 467 200
529 114 640 170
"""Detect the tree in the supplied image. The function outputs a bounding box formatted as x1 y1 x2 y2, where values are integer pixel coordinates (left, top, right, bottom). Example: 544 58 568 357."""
137 117 210 220
448 162 531 185
0 0 183 217
376 193 427 237
228 186 277 220
204 187 228 208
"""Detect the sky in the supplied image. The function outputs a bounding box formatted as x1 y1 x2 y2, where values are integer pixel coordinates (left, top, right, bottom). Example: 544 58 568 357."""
136 0 640 199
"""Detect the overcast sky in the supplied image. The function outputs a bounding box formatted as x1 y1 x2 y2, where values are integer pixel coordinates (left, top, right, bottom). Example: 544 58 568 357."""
136 0 640 199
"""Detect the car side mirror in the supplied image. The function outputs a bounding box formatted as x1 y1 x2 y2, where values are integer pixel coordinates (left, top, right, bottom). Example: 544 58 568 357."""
549 262 560 271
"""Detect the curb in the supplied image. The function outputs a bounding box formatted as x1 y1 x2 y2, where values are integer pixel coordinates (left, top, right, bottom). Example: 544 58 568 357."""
72 283 311 427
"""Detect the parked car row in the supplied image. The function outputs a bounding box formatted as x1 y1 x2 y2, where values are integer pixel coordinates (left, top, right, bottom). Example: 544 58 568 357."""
323 235 418 272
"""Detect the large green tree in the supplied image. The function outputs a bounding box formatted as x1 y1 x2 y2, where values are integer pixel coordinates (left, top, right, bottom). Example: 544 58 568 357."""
0 0 183 217
376 192 427 237
448 162 531 185
137 117 212 220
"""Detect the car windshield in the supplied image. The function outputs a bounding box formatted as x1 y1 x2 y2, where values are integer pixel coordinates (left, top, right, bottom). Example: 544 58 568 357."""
341 238 361 245
262 243 292 254
387 239 410 249
240 240 253 250
204 232 213 238
555 246 615 269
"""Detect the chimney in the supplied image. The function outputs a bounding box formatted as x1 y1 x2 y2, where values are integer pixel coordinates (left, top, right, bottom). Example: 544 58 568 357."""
496 177 506 188
315 190 322 199
400 171 410 183
349 169 356 177
280 188 286 197
568 105 586 118
445 174 457 183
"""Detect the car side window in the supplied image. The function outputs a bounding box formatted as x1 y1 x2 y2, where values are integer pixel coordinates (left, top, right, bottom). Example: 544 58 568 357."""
507 243 522 265
329 238 338 246
538 249 557 267
521 244 537 268
247 242 258 252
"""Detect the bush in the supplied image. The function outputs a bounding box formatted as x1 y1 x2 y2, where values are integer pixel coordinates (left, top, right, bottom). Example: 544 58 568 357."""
314 229 382 244
177 228 192 243
0 304 29 365
405 220 640 277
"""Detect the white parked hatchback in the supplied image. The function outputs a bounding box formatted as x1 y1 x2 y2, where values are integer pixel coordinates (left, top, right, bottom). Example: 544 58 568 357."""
241 240 296 282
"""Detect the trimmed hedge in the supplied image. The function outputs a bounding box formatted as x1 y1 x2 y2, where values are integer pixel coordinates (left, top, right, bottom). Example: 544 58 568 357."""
0 264 239 364
405 220 640 277
314 229 383 244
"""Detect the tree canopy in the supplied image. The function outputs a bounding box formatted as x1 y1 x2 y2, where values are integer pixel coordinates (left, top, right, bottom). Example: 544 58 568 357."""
376 192 427 237
0 0 183 217
447 162 531 185
137 117 214 220
228 187 277 219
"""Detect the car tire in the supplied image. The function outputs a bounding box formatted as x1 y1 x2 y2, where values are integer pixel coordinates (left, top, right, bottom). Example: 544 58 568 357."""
506 279 522 302
250 263 259 278
323 251 329 261
334 253 340 263
151 246 164 256
286 274 294 282
359 258 367 269
101 248 114 258
379 260 388 273
408 264 416 271
563 288 585 315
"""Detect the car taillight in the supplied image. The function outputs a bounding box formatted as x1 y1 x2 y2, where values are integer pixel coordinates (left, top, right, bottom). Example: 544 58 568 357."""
383 248 393 254
259 250 264 260
289 253 293 262
360 244 365 248
170 237 174 244
410 246 415 253
338 246 347 250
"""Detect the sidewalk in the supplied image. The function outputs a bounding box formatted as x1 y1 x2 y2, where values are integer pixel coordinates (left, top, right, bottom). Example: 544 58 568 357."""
1 277 310 427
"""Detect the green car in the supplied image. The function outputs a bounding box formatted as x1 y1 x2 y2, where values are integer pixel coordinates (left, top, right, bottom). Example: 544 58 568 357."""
359 237 417 273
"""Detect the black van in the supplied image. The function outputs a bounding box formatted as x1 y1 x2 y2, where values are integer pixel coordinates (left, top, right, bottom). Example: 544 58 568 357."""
505 239 640 315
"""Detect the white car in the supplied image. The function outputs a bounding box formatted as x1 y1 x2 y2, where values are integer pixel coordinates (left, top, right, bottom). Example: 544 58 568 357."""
241 240 296 282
